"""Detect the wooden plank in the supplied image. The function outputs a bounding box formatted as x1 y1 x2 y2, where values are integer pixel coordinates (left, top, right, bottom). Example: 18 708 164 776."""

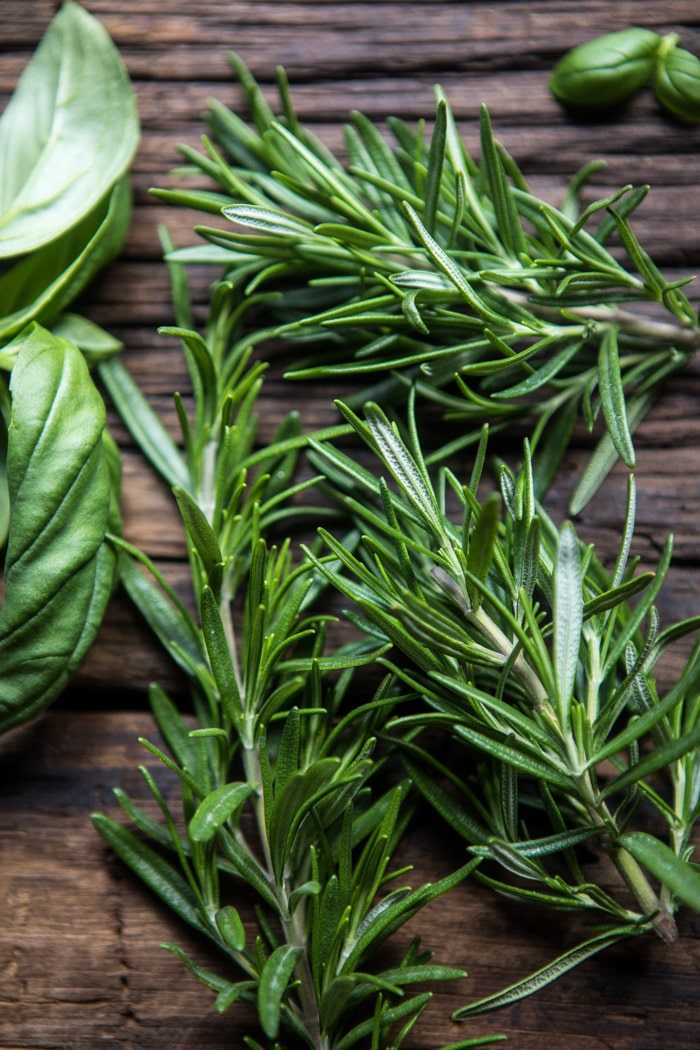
1 711 699 1049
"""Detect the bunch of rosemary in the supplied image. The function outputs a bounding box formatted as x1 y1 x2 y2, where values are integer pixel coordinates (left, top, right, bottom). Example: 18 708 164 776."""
156 54 700 511
93 56 700 1047
93 258 494 1050
307 400 700 961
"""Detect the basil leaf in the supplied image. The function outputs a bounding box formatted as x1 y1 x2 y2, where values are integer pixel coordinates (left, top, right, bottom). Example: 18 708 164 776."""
0 0 139 258
49 312 123 366
0 178 132 347
0 324 118 732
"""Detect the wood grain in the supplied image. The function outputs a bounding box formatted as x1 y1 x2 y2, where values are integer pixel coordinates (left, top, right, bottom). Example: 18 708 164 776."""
2 1 700 1046
1 712 699 1049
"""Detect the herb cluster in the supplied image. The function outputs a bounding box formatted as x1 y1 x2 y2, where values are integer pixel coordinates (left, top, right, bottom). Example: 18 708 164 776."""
94 52 700 1046
156 56 700 512
3 7 700 1050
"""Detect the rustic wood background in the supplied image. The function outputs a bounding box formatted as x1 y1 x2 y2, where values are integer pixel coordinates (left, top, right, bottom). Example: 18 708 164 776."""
2 1 700 1047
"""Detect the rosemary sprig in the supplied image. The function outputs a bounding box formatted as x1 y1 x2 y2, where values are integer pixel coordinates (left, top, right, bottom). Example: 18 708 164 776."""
92 57 700 1040
154 55 700 510
93 256 490 1050
305 397 700 962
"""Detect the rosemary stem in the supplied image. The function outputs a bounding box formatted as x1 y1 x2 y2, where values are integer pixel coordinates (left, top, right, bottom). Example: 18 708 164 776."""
468 605 551 711
469 602 678 940
581 782 678 942
242 737 326 1047
282 900 325 1050
610 840 678 943
571 304 700 350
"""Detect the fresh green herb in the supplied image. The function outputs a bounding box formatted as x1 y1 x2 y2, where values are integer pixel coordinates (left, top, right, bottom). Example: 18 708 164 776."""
88 58 700 1037
0 324 121 732
93 258 492 1049
549 27 700 125
653 41 700 123
548 28 662 108
303 399 700 977
153 57 699 511
0 0 139 724
0 0 139 350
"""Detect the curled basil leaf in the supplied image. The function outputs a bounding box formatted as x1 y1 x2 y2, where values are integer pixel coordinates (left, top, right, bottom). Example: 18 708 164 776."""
654 45 700 124
0 178 132 349
0 0 139 258
549 28 661 109
0 325 119 732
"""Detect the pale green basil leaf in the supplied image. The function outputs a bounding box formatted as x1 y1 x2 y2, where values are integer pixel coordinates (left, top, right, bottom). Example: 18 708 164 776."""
0 0 139 257
0 178 132 346
50 312 123 365
0 324 116 731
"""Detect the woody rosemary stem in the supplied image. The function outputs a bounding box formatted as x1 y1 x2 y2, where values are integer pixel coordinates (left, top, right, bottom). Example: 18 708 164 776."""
468 604 678 942
611 841 678 943
568 304 700 351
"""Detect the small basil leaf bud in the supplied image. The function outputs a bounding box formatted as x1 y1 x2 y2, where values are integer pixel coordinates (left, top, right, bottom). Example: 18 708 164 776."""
549 28 661 109
654 45 700 123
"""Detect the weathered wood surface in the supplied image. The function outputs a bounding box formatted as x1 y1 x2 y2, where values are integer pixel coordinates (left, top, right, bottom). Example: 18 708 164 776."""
2 1 700 1047
2 711 700 1050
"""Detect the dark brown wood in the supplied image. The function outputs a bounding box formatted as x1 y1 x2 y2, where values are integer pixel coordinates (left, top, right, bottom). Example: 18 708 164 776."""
2 2 700 1046
2 712 699 1049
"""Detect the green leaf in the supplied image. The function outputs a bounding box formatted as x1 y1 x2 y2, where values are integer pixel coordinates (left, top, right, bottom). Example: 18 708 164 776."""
455 724 572 791
0 178 132 346
569 388 656 514
98 357 190 491
601 719 700 800
0 0 139 257
258 944 303 1039
199 586 243 724
92 815 207 935
50 311 123 365
115 543 204 673
174 486 224 587
466 493 501 610
162 942 236 994
553 522 583 727
358 402 444 535
189 782 256 843
620 832 700 912
453 927 639 1017
597 326 635 468
268 757 343 879
149 683 197 771
479 104 525 259
0 325 116 732
215 905 247 952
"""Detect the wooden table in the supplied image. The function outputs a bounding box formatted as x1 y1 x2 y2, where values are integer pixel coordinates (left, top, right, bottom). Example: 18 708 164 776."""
2 2 700 1047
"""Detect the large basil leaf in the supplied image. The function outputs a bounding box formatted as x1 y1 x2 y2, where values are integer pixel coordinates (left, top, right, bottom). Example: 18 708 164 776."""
0 178 132 349
0 377 8 547
0 0 139 258
0 325 119 731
